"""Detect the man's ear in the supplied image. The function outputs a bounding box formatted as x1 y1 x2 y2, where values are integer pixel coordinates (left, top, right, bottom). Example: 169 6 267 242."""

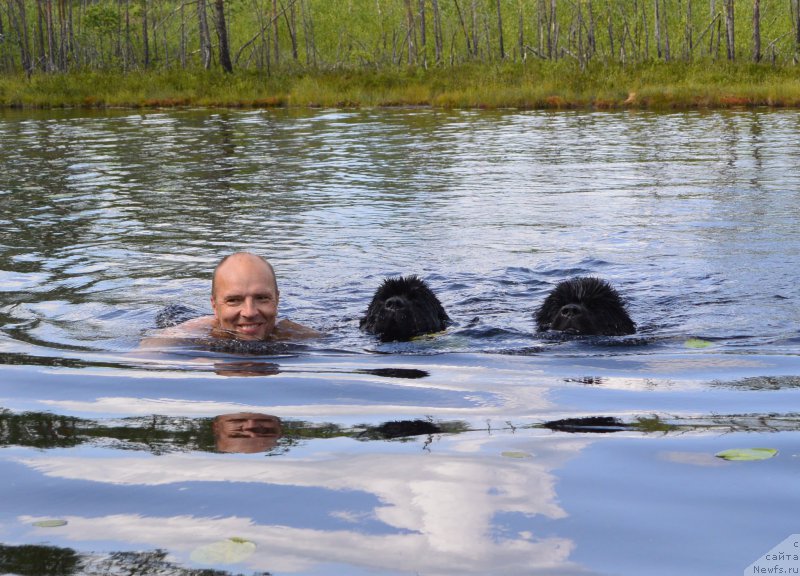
210 296 218 317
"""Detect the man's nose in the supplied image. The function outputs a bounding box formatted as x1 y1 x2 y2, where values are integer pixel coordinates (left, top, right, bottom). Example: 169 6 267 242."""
241 298 258 316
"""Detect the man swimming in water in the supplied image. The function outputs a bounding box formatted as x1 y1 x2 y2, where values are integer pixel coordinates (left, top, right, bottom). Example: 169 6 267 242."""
142 252 319 346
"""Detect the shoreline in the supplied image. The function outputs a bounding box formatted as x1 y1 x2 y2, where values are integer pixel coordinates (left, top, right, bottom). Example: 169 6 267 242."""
2 62 800 111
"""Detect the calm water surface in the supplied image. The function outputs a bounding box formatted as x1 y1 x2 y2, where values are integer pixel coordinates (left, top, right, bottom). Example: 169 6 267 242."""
0 108 799 576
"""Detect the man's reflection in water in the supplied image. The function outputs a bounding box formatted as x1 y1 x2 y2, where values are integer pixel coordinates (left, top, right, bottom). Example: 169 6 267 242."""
213 361 281 377
213 412 282 453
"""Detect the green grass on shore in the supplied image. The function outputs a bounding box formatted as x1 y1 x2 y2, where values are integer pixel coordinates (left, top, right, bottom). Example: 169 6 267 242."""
2 61 800 110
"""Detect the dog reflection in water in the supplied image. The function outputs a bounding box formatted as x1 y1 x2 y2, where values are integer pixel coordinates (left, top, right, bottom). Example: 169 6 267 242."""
213 412 282 454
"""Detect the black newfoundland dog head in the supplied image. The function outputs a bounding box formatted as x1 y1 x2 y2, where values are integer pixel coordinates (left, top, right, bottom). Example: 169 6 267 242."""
535 277 636 336
360 276 450 342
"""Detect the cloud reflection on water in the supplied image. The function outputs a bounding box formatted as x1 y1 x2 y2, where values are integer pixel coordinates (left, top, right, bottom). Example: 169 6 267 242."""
17 432 587 575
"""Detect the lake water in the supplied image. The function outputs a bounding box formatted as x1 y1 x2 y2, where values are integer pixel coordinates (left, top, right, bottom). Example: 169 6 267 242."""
0 107 799 576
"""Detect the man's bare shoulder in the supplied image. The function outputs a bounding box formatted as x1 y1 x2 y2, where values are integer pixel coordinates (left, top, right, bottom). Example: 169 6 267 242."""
271 319 323 341
140 316 320 348
139 316 214 348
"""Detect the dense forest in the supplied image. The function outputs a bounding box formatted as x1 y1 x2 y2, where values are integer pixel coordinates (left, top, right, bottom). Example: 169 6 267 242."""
2 0 800 75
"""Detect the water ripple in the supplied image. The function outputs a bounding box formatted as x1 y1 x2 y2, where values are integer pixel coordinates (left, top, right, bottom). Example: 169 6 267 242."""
0 108 799 353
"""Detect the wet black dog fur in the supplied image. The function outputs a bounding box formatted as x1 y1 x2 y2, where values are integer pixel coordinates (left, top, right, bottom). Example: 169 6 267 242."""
535 277 636 336
360 276 450 342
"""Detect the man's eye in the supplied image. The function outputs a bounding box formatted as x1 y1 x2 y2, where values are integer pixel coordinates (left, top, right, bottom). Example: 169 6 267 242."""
257 296 273 302
226 298 243 305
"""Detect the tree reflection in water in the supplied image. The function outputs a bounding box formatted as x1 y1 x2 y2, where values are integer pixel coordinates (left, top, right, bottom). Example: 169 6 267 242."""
0 543 265 576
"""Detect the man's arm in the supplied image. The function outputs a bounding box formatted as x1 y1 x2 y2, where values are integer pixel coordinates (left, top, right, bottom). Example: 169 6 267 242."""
139 316 215 348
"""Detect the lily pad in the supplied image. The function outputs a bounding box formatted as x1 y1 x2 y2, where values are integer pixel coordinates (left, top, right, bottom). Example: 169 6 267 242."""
715 448 778 461
32 519 68 528
190 537 256 565
685 338 713 349
501 451 532 459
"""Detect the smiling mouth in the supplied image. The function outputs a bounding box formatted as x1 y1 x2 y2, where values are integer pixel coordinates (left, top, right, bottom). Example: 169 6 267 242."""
236 323 265 336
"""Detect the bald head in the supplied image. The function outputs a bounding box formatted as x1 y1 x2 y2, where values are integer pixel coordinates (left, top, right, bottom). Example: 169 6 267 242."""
211 252 278 298
210 252 280 340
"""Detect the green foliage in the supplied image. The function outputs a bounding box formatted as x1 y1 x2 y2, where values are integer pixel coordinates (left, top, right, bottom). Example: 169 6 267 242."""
1 0 800 75
83 4 119 37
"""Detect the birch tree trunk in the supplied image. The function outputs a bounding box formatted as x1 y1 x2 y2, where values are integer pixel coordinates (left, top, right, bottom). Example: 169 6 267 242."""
198 0 212 68
724 0 735 60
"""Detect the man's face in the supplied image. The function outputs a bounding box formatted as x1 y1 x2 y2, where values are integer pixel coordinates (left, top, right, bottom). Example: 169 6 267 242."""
211 255 279 340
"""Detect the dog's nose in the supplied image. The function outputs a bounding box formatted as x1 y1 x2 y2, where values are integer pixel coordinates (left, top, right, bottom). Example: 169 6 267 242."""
384 296 406 311
559 303 582 319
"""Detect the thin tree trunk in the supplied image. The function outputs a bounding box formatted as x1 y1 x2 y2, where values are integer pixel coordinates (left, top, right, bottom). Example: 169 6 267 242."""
163 19 169 67
642 0 649 58
432 0 443 62
752 0 761 62
404 0 416 64
708 0 716 56
67 0 74 64
452 0 472 56
654 0 661 58
16 0 33 73
470 0 478 56
662 0 670 60
277 0 297 61
57 0 67 69
123 0 130 69
633 0 641 62
6 0 26 72
198 0 212 68
418 0 427 66
684 0 693 60
795 0 800 57
214 0 232 71
517 1 523 60
724 0 734 60
272 0 279 64
0 7 6 70
301 0 316 66
537 0 544 56
495 0 504 59
587 0 596 57
288 0 298 60
35 0 45 70
142 0 149 67
180 1 186 67
46 0 55 70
